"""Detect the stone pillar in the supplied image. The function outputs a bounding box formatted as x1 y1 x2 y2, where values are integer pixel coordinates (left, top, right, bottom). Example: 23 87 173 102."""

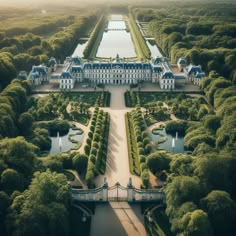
127 177 133 202
102 177 108 202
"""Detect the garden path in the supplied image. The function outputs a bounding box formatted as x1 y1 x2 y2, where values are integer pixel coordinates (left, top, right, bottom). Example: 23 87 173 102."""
91 86 145 236
94 85 142 188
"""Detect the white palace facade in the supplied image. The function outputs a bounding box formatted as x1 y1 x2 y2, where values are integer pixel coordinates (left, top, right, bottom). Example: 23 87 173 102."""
29 55 176 90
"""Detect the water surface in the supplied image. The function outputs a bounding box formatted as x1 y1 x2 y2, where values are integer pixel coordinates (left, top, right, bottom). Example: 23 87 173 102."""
152 128 185 153
50 128 84 154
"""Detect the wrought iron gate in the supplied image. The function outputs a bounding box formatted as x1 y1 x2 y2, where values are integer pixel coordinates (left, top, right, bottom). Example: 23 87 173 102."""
108 182 128 201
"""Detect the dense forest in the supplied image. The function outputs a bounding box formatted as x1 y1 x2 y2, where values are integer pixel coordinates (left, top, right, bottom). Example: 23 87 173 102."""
0 5 100 90
130 2 236 236
131 2 236 83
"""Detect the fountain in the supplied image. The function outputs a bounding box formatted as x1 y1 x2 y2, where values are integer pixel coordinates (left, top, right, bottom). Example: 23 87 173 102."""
176 131 178 140
59 137 62 150
172 138 175 151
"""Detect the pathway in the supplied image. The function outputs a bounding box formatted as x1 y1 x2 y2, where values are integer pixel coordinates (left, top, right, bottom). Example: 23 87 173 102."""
95 86 141 188
91 86 145 236
90 202 145 236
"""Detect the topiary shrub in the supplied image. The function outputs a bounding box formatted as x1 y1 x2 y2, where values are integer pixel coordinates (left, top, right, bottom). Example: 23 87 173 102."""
139 155 146 164
90 147 97 156
86 138 92 146
137 142 144 148
89 154 96 164
92 141 99 149
145 143 153 154
93 133 100 142
141 169 149 188
138 147 145 155
143 137 150 146
90 125 95 132
142 131 149 139
140 162 148 172
84 144 91 156
136 135 142 142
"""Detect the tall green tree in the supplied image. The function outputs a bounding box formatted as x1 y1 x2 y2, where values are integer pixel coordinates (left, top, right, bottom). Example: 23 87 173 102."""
6 170 70 236
200 190 236 236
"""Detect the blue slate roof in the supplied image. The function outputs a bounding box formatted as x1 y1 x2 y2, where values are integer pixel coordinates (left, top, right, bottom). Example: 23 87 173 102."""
71 66 82 73
152 57 162 65
186 65 202 75
83 62 152 70
71 56 82 65
161 71 174 79
60 71 73 78
49 57 57 66
177 57 187 65
152 65 163 73
31 65 48 75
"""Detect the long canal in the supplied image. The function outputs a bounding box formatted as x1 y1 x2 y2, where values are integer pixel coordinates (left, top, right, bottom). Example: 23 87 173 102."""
73 14 162 59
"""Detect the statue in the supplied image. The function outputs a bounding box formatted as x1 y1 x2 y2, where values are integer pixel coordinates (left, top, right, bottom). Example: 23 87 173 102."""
127 177 133 188
103 177 108 188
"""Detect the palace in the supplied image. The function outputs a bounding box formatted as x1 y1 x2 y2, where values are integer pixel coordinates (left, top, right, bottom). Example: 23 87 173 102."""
62 54 175 90
29 55 205 90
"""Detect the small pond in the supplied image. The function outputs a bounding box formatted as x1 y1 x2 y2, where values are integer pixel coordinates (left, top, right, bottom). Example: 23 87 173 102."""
50 128 84 154
152 128 185 153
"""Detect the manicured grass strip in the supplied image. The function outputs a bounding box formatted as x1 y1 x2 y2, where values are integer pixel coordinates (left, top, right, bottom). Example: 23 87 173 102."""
128 14 151 60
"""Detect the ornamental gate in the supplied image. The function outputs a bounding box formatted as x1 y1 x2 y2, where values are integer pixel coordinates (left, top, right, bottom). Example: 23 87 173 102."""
70 178 165 204
108 182 128 202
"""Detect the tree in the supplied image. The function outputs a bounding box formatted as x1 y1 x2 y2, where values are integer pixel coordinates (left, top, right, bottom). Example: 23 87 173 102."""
0 137 38 179
18 112 34 136
194 157 232 193
6 170 70 236
147 151 171 174
72 153 88 174
0 191 10 235
165 176 202 208
170 154 194 176
203 115 221 134
169 201 198 233
200 190 236 236
1 168 24 194
179 209 212 236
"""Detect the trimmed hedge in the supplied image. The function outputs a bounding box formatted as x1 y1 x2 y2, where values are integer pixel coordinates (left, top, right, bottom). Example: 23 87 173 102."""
126 107 152 186
85 108 109 187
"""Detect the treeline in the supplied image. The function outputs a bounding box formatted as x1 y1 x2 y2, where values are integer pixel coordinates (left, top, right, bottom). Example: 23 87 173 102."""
184 71 235 152
0 79 31 138
131 3 236 82
83 15 106 59
0 16 75 37
0 11 99 89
